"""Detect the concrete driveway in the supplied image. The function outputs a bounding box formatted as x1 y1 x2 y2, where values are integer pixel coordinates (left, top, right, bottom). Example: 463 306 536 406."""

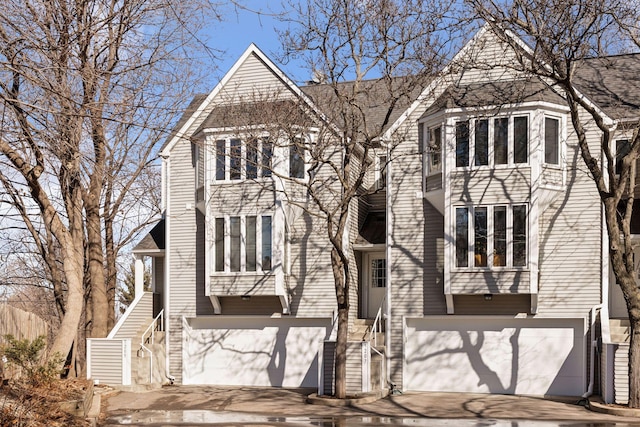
99 386 640 425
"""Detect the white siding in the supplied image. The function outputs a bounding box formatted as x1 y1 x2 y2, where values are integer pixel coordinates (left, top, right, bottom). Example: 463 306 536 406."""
219 53 296 102
110 293 153 339
87 339 129 385
614 343 630 404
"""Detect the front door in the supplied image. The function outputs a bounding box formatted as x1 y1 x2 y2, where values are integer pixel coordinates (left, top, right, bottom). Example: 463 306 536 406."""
366 252 386 319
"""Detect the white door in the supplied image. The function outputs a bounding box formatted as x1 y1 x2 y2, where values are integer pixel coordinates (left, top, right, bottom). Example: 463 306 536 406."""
366 252 386 318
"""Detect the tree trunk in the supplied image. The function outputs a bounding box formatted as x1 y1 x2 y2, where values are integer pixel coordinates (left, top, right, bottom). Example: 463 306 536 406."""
104 215 117 330
630 315 640 407
331 246 349 398
86 204 109 338
335 306 349 398
49 235 84 364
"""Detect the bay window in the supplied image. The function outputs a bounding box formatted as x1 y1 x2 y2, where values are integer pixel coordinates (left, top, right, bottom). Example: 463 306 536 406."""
214 214 273 273
455 204 528 269
455 115 529 168
214 137 273 181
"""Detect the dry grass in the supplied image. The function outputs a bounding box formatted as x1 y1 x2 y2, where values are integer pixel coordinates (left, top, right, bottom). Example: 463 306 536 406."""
0 379 91 426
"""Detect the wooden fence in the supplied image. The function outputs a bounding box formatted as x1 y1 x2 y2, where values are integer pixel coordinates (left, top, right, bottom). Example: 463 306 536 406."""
0 304 49 381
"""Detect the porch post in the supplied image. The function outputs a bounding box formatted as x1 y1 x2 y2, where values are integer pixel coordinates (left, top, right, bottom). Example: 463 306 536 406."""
135 255 144 298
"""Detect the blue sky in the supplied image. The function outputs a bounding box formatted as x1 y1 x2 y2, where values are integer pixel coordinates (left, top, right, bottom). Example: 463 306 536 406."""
205 1 308 85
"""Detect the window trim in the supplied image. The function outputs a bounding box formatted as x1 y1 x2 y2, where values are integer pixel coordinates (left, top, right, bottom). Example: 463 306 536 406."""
426 125 442 175
543 115 562 166
213 136 273 183
213 213 273 274
453 204 529 271
288 137 308 180
454 114 531 170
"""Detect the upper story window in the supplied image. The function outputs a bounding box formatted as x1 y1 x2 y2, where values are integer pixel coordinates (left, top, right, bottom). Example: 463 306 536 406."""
544 117 560 165
456 115 529 168
214 214 273 273
428 126 442 174
289 138 306 179
215 137 273 182
375 155 387 189
456 121 470 167
616 139 631 175
455 204 527 269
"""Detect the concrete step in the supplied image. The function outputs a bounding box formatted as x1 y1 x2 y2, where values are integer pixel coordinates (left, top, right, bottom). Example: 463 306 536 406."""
610 318 631 343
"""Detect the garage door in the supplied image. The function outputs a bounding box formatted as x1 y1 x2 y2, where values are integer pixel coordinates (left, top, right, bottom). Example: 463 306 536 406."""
404 316 585 396
182 316 331 386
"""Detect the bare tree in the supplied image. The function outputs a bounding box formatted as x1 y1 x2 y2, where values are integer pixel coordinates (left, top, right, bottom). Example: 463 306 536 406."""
0 0 221 368
274 0 457 398
468 0 640 406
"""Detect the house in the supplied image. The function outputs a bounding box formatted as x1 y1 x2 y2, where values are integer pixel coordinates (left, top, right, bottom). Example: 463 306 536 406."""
86 24 640 403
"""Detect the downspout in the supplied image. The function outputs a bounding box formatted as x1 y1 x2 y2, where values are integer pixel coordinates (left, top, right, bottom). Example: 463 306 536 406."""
385 140 394 393
582 304 602 399
162 154 175 384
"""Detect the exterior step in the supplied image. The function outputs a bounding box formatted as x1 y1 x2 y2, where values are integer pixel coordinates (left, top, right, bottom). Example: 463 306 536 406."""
610 319 631 343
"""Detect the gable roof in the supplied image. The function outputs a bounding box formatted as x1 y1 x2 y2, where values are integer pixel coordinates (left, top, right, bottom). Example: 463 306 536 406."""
160 43 332 156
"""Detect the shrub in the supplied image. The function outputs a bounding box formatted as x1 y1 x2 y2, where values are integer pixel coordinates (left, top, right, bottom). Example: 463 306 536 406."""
2 335 63 387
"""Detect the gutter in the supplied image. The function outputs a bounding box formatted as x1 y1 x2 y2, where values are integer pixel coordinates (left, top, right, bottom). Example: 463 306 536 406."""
582 304 602 399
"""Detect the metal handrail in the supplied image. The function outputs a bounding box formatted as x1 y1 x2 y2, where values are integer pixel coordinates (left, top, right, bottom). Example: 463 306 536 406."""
370 295 385 348
139 309 164 383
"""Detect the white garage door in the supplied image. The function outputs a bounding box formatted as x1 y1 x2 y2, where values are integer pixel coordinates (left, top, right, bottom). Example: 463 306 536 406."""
404 316 585 396
182 316 331 386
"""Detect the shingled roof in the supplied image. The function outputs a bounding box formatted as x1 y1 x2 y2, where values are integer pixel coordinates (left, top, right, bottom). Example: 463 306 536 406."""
300 76 427 135
132 220 165 253
574 53 640 121
421 78 566 118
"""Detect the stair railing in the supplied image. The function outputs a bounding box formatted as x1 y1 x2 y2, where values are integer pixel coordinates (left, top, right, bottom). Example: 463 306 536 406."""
139 309 164 384
370 295 385 348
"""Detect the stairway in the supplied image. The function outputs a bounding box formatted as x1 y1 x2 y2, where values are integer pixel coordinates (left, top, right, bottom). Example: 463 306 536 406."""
350 318 385 348
130 321 167 386
350 318 385 392
610 319 630 343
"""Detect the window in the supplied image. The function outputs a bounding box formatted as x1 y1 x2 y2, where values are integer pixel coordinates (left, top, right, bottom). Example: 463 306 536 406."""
377 155 387 188
289 140 305 179
371 258 386 288
428 126 442 174
544 117 560 165
230 139 242 180
261 138 273 178
262 215 272 271
214 137 272 181
616 139 630 175
215 218 225 272
456 121 469 167
455 116 529 168
215 140 225 181
455 205 528 269
213 215 273 273
514 117 528 164
475 119 489 166
455 207 469 267
246 139 258 179
494 118 508 165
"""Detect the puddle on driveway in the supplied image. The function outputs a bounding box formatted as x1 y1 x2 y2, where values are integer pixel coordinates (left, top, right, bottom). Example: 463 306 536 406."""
104 410 632 427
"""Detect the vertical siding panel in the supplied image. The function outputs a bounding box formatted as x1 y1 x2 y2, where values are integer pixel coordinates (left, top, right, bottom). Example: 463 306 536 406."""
389 115 425 389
